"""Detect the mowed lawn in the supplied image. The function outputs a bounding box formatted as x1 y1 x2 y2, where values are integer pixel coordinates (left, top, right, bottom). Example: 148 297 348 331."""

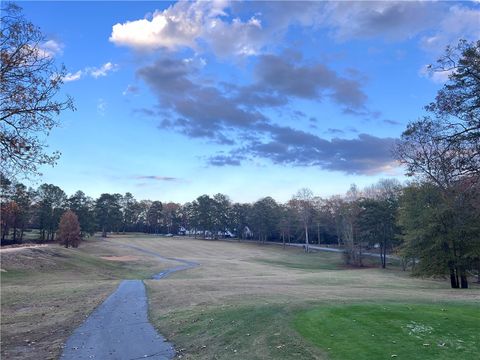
1 235 479 360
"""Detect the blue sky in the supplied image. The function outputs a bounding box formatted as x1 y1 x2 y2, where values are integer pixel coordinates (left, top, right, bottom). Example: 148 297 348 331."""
20 1 480 203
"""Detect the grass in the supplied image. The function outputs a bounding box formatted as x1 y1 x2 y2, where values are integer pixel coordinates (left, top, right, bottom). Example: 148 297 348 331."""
0 236 172 360
254 250 342 270
295 303 480 360
2 235 479 360
136 236 479 360
155 303 325 359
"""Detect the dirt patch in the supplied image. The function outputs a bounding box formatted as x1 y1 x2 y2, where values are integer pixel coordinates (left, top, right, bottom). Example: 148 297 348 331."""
100 255 139 262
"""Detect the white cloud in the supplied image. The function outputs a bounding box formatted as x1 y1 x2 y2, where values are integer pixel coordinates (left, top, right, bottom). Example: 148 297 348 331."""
419 64 454 84
109 1 213 50
109 1 480 58
62 62 118 82
109 0 270 57
204 16 264 56
420 5 480 53
63 70 82 82
89 62 119 78
38 39 64 58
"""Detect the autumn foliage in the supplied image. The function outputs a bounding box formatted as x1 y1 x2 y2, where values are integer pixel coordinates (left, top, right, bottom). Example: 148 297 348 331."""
57 210 81 248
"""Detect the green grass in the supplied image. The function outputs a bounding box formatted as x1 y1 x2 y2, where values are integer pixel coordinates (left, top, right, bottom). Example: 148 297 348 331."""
294 303 480 360
155 303 325 359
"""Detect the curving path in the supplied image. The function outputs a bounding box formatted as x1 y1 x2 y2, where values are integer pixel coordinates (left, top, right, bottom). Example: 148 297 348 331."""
61 243 198 360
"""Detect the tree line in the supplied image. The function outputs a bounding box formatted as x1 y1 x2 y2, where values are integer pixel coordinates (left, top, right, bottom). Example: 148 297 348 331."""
1 175 479 287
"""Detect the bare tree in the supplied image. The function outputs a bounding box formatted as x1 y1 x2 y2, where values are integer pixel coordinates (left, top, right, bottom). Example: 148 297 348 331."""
1 3 74 179
292 188 314 253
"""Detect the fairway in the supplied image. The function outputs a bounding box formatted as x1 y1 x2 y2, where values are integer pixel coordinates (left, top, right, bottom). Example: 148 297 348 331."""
295 304 480 360
1 235 479 360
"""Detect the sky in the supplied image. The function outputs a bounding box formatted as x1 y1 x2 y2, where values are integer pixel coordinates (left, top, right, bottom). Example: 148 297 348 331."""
19 0 480 203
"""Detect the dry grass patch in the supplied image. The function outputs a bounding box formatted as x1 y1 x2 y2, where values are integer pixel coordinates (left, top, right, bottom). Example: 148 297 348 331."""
104 236 479 359
0 236 173 360
100 255 140 261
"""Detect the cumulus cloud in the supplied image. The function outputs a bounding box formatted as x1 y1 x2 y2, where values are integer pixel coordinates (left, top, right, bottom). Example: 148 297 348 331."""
137 52 376 143
109 0 268 57
136 54 394 175
137 57 269 143
321 1 440 41
109 1 479 60
208 124 397 175
250 54 370 114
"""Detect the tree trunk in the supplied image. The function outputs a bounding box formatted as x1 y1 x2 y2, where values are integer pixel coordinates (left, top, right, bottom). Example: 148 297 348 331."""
305 225 309 253
102 226 107 238
1 224 7 241
449 265 459 288
317 223 320 245
459 267 468 288
381 238 387 269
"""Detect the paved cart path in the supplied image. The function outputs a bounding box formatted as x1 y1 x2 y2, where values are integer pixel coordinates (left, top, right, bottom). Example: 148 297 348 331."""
61 243 198 360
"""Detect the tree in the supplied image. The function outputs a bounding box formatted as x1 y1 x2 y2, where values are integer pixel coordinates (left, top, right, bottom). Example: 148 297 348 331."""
426 39 479 154
250 197 280 243
395 40 480 288
229 203 251 240
359 179 402 268
146 201 163 234
1 200 19 243
163 202 180 234
339 185 363 266
119 192 138 233
194 195 215 238
10 182 32 242
95 193 122 237
291 188 314 252
212 193 231 238
398 183 480 288
57 210 81 248
68 191 95 236
34 183 66 241
278 204 295 248
0 177 32 243
0 3 74 178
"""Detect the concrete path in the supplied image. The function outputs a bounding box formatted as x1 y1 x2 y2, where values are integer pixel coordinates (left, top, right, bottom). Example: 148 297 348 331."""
61 243 198 360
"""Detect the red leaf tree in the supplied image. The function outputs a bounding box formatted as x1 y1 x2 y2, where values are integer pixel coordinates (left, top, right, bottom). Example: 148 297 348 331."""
57 210 81 248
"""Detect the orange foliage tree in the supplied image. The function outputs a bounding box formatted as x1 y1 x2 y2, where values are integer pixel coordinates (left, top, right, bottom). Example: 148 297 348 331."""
57 210 81 248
